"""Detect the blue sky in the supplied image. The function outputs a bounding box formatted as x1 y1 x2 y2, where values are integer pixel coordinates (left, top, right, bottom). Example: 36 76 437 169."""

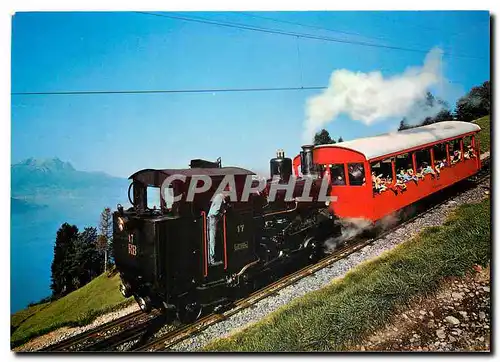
11 11 490 177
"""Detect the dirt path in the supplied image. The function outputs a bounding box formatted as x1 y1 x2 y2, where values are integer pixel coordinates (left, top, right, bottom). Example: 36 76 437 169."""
352 264 490 352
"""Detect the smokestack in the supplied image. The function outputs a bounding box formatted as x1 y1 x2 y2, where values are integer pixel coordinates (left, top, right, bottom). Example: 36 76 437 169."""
301 145 315 176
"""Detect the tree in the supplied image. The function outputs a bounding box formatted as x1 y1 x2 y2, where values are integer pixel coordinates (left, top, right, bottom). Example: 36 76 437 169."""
433 109 454 123
398 118 412 131
51 223 79 297
455 81 490 122
97 207 113 272
337 137 344 143
71 227 101 289
314 129 336 145
398 92 453 131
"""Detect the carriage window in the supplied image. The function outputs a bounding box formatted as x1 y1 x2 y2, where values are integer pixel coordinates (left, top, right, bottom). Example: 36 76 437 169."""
449 138 463 164
433 143 448 170
330 164 346 185
370 158 393 194
463 135 472 148
415 148 431 171
348 163 365 186
395 153 413 174
370 159 393 182
463 135 476 160
433 143 447 161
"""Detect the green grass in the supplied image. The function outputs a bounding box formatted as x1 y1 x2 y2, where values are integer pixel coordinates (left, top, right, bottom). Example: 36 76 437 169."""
11 302 51 332
205 198 491 352
11 272 132 348
474 115 490 152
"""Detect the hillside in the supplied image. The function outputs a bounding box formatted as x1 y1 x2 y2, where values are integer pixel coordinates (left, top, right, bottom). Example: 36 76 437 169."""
11 272 131 348
473 115 490 151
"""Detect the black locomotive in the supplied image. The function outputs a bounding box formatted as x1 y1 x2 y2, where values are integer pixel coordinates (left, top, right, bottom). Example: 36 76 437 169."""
113 146 338 320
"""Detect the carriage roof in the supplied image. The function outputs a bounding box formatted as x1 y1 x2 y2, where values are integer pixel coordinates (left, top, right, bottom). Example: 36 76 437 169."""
314 121 481 161
129 167 255 187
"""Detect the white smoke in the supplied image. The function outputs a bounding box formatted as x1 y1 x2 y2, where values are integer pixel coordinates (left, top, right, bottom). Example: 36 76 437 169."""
323 217 372 253
303 47 445 143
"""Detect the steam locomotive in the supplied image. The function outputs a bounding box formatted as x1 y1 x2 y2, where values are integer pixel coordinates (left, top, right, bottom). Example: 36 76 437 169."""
113 146 338 320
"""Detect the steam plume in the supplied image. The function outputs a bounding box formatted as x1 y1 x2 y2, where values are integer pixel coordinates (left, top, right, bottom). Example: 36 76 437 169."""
303 47 445 143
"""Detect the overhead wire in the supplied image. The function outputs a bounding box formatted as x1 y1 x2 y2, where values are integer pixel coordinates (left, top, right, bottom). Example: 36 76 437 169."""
12 12 485 97
12 86 328 96
134 11 486 60
234 11 390 43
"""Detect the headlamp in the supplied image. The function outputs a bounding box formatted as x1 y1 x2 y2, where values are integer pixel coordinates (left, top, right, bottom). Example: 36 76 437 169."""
117 216 127 232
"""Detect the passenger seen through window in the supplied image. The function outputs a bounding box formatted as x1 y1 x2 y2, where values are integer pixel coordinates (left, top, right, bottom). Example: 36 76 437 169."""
449 139 462 165
348 163 365 186
330 164 346 185
463 136 477 160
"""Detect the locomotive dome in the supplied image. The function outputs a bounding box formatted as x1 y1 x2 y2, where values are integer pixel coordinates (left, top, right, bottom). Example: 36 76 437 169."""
315 121 481 161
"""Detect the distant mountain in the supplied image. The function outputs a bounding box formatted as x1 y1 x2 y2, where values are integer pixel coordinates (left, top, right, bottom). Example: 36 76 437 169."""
11 157 129 206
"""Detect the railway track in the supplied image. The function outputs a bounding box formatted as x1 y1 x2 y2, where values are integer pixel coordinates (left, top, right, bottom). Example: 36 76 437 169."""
135 166 491 352
40 157 490 352
40 309 159 352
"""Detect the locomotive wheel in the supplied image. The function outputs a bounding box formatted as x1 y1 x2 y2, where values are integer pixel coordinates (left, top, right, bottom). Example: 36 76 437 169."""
119 283 132 298
177 302 203 323
135 295 152 313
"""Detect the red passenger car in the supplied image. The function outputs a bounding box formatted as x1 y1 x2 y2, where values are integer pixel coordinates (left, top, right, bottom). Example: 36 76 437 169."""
293 121 482 222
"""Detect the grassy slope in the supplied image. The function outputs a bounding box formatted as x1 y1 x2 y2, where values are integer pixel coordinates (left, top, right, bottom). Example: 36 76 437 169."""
474 115 490 151
206 198 491 351
11 272 131 347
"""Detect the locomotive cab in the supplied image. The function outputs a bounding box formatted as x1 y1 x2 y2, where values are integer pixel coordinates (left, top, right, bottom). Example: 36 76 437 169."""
113 166 261 315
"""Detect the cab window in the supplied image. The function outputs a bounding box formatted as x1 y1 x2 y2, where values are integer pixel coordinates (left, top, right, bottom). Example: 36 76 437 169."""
147 187 161 209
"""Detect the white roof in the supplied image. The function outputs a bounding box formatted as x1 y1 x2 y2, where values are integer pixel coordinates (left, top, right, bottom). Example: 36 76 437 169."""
316 121 481 161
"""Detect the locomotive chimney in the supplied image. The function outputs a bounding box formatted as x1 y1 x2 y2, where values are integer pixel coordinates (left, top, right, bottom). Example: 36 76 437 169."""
301 145 316 176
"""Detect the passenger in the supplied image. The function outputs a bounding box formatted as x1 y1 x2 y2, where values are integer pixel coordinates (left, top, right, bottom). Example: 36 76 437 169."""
437 158 447 169
372 172 387 193
421 162 436 178
414 165 425 180
349 164 365 185
394 178 407 191
331 166 346 185
407 169 419 182
465 145 477 160
397 169 414 183
333 175 345 185
451 150 462 164
207 188 230 266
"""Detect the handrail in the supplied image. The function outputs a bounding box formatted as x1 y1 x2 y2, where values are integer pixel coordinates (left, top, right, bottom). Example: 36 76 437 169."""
223 214 228 270
201 211 208 277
